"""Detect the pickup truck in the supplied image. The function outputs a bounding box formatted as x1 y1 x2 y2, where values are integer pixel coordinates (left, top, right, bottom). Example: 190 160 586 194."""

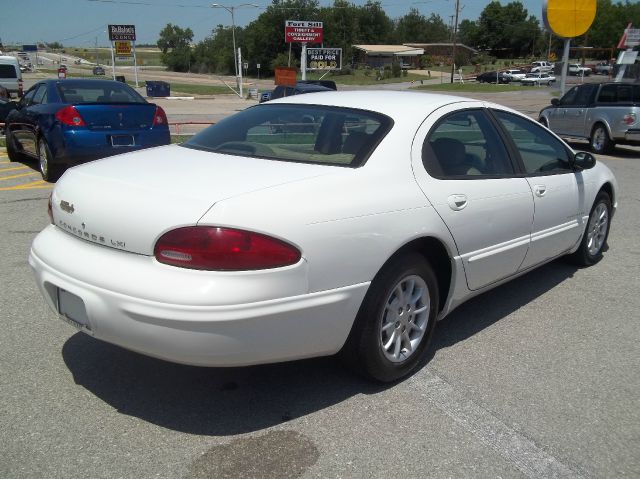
568 64 592 76
530 61 554 73
539 82 640 154
595 62 613 75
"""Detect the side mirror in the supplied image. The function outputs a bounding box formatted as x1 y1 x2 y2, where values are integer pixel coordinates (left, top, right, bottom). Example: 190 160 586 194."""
551 98 560 106
572 151 596 170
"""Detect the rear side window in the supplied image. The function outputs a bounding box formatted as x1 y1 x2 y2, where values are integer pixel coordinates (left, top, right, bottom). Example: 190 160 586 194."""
423 109 514 179
183 104 393 167
0 64 17 78
598 84 640 104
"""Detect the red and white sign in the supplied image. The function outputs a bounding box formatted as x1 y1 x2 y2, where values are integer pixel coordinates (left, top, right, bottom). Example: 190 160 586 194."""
285 20 323 43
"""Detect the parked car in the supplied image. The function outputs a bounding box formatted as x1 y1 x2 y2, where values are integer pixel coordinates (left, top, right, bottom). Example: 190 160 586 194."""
29 91 617 382
92 65 105 76
530 61 554 73
503 69 527 81
58 64 68 72
268 82 334 100
539 82 640 154
521 73 556 86
259 90 272 103
594 62 613 75
296 79 338 90
0 55 23 98
568 64 592 76
475 71 511 84
5 79 170 181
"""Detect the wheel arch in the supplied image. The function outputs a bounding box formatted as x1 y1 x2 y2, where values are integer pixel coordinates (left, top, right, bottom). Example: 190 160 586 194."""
599 181 615 210
373 236 453 314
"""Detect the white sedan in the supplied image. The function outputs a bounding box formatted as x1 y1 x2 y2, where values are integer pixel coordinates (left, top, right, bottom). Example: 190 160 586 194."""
29 91 617 382
521 73 557 86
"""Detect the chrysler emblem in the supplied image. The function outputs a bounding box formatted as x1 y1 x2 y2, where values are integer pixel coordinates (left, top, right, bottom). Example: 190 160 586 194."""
60 200 75 214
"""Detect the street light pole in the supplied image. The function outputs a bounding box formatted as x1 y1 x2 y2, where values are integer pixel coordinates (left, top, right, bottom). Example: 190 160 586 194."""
211 3 258 98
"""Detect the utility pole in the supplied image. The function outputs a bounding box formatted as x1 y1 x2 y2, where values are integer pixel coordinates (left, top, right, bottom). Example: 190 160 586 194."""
450 0 460 83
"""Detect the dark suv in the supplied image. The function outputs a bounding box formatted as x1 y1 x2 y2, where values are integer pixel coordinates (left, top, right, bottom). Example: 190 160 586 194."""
539 82 640 153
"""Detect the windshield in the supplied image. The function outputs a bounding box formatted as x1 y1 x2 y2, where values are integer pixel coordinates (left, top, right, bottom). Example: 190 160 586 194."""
182 104 393 167
56 81 146 104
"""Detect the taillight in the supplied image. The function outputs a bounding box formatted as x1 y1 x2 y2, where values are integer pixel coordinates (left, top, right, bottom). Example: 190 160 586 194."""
55 105 86 126
154 226 301 271
622 113 636 126
153 106 167 126
47 193 54 224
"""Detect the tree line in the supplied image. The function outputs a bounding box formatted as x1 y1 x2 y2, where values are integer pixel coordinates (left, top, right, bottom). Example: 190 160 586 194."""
157 0 640 75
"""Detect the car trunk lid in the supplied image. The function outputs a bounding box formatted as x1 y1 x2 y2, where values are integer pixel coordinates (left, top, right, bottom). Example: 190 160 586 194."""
50 144 334 255
73 103 158 131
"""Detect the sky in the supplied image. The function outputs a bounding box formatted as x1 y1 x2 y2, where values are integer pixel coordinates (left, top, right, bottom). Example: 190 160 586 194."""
1 0 544 46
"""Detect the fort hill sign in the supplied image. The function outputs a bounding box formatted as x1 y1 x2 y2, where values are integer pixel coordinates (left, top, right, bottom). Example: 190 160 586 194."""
285 21 323 43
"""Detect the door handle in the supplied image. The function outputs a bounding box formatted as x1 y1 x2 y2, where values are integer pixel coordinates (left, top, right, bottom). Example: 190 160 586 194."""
534 185 546 197
447 194 468 211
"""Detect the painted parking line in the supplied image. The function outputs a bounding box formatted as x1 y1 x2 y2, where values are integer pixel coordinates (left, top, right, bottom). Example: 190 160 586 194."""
0 180 52 191
0 171 40 181
0 166 29 173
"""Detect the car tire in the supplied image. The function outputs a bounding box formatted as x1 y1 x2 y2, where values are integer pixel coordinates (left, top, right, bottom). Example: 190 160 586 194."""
590 124 614 154
568 191 612 266
38 138 60 182
5 130 25 162
341 254 439 382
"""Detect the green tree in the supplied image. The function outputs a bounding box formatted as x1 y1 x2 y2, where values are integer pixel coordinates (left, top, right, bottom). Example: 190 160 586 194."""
157 23 194 72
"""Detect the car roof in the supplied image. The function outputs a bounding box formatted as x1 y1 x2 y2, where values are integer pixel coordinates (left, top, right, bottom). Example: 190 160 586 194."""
267 90 483 120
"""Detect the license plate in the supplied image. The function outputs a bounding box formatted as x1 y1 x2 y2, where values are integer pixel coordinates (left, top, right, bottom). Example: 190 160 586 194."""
57 288 91 332
111 135 135 147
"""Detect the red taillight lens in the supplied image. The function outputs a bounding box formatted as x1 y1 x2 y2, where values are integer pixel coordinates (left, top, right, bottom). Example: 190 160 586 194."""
153 106 168 126
55 105 86 126
622 113 636 125
154 226 301 271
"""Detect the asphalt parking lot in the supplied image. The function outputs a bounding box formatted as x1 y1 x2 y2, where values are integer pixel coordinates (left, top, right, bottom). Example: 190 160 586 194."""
1 88 639 478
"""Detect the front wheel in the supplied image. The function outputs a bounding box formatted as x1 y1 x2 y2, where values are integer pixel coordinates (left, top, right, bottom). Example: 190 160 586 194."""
590 124 614 154
341 254 439 382
568 191 612 266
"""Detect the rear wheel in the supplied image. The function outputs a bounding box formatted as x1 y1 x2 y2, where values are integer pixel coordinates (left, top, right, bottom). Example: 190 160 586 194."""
568 191 612 266
590 124 614 154
38 138 60 182
341 254 439 382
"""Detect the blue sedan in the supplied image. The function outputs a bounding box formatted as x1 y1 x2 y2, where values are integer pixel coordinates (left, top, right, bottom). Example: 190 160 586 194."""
5 79 171 181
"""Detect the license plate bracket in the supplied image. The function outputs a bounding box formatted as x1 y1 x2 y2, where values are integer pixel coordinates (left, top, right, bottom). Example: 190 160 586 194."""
57 288 91 332
111 134 135 147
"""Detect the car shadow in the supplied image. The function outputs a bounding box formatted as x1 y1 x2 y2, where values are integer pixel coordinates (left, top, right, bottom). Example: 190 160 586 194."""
62 259 579 436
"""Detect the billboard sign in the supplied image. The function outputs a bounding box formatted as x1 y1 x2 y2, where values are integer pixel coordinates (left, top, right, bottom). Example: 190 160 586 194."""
115 41 132 57
307 48 341 70
285 21 323 43
108 24 136 41
22 44 38 52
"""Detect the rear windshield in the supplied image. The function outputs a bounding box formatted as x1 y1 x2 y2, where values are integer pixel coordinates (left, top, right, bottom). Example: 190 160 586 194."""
182 104 393 167
0 64 17 78
56 81 146 104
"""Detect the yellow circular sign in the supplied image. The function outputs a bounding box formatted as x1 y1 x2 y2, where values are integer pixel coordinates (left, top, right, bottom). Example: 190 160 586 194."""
543 0 597 38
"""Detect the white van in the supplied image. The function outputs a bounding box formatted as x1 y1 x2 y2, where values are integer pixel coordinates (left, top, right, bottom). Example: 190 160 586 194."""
0 56 24 98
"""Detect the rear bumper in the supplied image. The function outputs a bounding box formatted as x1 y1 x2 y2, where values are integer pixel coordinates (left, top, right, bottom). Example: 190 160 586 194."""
623 129 640 143
29 225 368 367
53 128 170 166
